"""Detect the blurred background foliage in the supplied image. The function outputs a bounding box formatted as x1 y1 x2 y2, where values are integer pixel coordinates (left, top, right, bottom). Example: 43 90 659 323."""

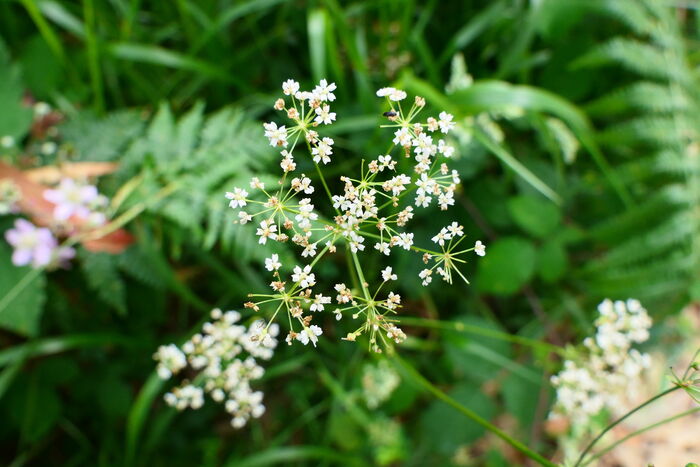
1 0 699 465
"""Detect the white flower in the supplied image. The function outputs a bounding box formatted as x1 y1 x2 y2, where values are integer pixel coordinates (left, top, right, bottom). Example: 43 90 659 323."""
438 111 456 133
41 141 56 155
393 128 412 146
374 242 391 256
419 268 433 286
311 137 334 165
389 89 407 102
43 178 106 222
550 299 653 423
313 79 336 102
376 87 396 97
154 344 187 380
376 86 407 101
412 133 436 156
396 232 414 250
381 267 397 281
314 105 336 125
238 211 252 224
447 222 464 237
301 242 318 258
225 187 248 209
437 139 455 157
438 191 455 210
263 122 288 147
282 79 300 96
310 294 331 312
256 220 278 244
265 254 281 271
292 265 316 288
1 135 14 148
34 102 51 117
378 155 396 171
250 177 265 190
280 150 296 172
415 193 431 208
292 176 315 194
297 325 323 346
474 240 486 257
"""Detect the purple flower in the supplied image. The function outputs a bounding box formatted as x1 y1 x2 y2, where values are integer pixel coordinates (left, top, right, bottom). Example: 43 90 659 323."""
4 219 75 269
43 178 106 223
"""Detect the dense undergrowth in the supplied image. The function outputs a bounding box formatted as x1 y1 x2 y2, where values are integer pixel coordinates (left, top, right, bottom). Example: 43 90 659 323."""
0 1 699 465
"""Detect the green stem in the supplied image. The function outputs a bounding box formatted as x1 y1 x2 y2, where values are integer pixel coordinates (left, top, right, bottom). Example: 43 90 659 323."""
313 161 339 216
394 354 556 467
399 316 564 356
349 249 371 300
83 0 104 112
581 405 700 466
574 385 681 467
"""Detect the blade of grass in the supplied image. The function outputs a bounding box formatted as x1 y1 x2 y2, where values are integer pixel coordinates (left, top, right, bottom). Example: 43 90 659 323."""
19 0 65 62
308 8 327 83
0 333 138 368
229 446 364 467
400 316 565 356
107 42 233 83
438 1 508 66
38 0 85 37
474 127 562 204
188 0 288 55
125 373 164 465
83 0 104 112
0 360 24 399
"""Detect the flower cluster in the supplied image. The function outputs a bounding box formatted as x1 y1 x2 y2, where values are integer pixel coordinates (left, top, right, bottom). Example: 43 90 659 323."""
550 299 653 424
154 308 278 429
362 360 401 409
44 178 108 227
0 179 21 214
226 80 486 352
4 219 75 268
3 177 110 270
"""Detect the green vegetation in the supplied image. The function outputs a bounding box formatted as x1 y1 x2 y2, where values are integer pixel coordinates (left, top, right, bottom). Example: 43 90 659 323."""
1 1 699 465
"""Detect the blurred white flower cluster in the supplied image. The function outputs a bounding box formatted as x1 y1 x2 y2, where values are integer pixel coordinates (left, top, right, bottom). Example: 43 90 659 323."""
154 309 278 429
550 299 653 423
362 360 401 409
226 79 486 352
0 179 21 214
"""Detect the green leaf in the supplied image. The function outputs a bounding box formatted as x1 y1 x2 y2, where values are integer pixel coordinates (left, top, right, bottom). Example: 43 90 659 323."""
501 368 543 429
0 60 33 142
507 195 561 238
0 243 46 337
402 74 631 206
19 35 63 99
11 381 61 443
108 42 232 81
536 241 568 283
420 385 496 455
328 412 363 450
477 237 536 296
444 316 512 383
79 250 127 315
98 376 133 419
